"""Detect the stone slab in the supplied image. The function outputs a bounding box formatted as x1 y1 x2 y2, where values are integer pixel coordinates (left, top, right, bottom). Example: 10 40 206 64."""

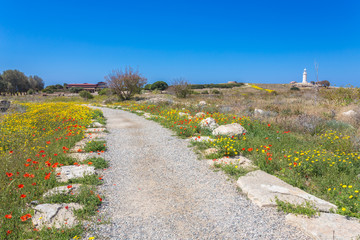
208 156 256 170
43 184 82 198
237 170 337 212
32 203 83 229
55 165 96 182
286 213 360 240
85 128 106 133
69 152 105 161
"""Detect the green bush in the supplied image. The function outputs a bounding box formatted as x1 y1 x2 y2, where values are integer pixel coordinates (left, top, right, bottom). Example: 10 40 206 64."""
27 89 35 95
79 90 94 100
201 90 209 94
211 89 221 94
98 88 111 96
290 86 300 91
151 81 168 91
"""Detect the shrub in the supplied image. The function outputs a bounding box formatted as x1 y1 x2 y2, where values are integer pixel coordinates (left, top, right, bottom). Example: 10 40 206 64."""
98 88 112 96
201 90 209 94
211 89 221 94
27 89 34 95
79 90 94 100
171 78 191 98
290 86 300 91
151 81 168 91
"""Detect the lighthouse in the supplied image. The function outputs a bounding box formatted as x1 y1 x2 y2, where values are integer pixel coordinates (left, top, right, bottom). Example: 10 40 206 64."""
302 68 308 84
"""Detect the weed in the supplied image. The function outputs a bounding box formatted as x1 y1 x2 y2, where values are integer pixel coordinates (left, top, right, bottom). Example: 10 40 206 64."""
84 157 108 169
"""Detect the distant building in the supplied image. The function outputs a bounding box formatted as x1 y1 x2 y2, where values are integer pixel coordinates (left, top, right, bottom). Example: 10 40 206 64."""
66 82 107 92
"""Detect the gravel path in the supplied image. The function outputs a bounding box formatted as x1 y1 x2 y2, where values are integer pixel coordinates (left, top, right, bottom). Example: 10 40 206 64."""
88 107 310 239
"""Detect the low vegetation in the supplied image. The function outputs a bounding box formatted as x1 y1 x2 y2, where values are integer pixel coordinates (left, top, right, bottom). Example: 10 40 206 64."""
0 102 104 239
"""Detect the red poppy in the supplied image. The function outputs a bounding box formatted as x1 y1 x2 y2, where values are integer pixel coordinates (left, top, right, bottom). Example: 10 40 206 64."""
20 194 26 198
32 182 36 186
24 164 30 167
9 151 13 154
248 148 253 152
67 185 72 189
97 194 102 202
18 184 24 189
20 214 31 221
6 172 13 177
54 154 58 156
44 172 51 180
6 230 11 235
26 159 32 162
5 214 12 219
88 162 93 165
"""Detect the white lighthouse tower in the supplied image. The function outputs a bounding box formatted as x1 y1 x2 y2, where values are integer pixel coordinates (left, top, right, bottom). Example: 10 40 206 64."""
302 68 308 84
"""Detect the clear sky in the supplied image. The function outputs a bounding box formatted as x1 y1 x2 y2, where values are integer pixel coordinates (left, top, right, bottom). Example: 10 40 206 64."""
0 0 359 87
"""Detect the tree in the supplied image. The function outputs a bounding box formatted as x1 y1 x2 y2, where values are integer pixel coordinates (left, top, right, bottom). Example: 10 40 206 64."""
105 67 147 100
33 76 44 90
151 81 168 91
2 70 29 94
144 84 152 90
171 78 191 98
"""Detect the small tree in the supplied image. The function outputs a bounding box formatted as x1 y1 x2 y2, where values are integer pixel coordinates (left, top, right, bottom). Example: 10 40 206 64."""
171 78 191 98
105 67 147 100
151 81 168 91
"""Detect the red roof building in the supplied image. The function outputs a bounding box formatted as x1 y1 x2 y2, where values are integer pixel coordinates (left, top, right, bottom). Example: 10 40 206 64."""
66 82 107 92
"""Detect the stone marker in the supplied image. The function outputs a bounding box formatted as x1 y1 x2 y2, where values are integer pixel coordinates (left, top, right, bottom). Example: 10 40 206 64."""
237 170 337 212
200 117 219 130
286 213 360 240
43 184 82 198
212 123 247 136
32 203 83 229
55 165 95 182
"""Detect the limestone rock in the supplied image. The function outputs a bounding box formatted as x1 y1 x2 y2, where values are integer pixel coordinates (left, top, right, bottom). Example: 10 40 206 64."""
342 110 357 117
200 118 219 130
195 112 206 118
254 109 278 117
32 203 83 229
143 113 152 119
237 170 337 212
146 97 173 104
92 122 104 128
208 156 255 170
179 112 190 117
212 123 247 136
188 136 213 142
69 152 105 161
55 165 96 182
204 148 218 156
286 213 360 240
198 101 207 106
43 184 82 198
86 128 106 133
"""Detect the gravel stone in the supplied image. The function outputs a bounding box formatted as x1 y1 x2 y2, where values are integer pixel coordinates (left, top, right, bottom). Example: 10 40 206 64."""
84 107 310 239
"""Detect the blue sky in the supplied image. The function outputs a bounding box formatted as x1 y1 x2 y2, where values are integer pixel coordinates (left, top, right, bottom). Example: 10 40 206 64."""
0 0 359 87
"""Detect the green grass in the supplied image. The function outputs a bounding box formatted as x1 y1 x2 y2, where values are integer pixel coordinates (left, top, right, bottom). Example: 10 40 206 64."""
84 157 108 169
214 163 249 179
68 174 103 186
84 140 107 152
276 198 319 217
